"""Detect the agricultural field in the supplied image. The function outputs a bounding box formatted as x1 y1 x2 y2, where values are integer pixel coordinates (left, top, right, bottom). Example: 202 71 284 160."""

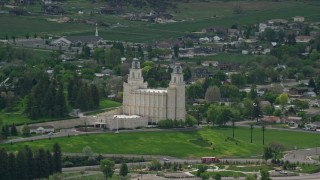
1 127 319 158
1 1 320 42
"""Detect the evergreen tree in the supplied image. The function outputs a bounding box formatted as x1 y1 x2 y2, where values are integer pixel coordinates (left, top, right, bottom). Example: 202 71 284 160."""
16 149 27 180
120 162 129 177
11 123 18 136
35 148 49 179
1 124 9 139
53 143 62 173
8 152 17 180
47 150 54 175
91 84 100 108
54 84 67 117
24 145 35 180
0 148 8 180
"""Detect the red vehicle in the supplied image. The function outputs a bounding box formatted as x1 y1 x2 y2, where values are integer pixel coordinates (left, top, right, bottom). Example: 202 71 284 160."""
201 157 220 163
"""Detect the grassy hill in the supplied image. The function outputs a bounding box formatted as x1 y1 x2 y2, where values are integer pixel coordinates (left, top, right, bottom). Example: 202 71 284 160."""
1 127 319 158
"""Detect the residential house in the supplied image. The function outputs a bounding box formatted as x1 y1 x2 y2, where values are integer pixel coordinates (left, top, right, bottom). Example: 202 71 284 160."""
194 68 212 78
51 36 103 47
202 61 218 67
296 36 313 43
283 116 303 127
29 125 55 134
217 62 240 71
260 100 271 108
289 87 314 96
261 116 281 124
268 19 288 25
293 16 305 22
199 37 210 43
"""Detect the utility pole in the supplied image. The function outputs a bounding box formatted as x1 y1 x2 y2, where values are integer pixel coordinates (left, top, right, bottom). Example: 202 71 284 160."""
250 124 254 143
262 125 265 145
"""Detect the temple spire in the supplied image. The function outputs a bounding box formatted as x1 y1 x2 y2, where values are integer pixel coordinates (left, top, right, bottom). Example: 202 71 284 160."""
95 23 99 37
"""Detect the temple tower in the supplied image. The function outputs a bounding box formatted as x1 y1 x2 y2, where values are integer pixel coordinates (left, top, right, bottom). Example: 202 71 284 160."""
123 58 147 114
167 63 186 120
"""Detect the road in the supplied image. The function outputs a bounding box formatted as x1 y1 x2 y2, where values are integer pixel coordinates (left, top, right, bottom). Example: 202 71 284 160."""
234 120 320 134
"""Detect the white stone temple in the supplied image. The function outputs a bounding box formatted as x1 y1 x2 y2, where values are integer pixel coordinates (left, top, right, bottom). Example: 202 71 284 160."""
92 58 186 130
123 58 186 123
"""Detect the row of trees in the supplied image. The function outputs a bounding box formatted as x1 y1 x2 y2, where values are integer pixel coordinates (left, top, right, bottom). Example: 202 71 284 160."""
25 80 67 120
100 159 128 179
0 143 62 180
67 77 100 111
0 123 17 140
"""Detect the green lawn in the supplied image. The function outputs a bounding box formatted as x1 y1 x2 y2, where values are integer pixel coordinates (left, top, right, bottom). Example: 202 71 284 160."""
0 112 30 125
99 99 122 109
1 127 319 158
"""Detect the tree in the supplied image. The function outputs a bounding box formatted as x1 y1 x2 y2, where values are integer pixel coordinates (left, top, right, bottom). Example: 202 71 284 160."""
11 123 18 136
47 150 54 175
278 93 289 110
183 66 192 81
16 149 27 180
214 173 222 180
252 98 262 121
0 148 8 179
205 86 221 103
263 147 273 161
187 82 204 100
149 160 162 171
100 159 115 179
231 73 246 87
82 146 95 161
119 162 128 177
185 114 197 127
196 164 208 176
21 124 30 137
269 142 285 160
173 44 179 58
1 124 9 139
260 169 271 180
24 145 35 180
53 143 62 173
245 174 257 180
207 105 236 125
8 152 17 180
35 148 49 179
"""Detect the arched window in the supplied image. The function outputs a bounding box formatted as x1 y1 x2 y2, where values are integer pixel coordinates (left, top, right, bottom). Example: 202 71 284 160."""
174 77 176 83
132 72 135 78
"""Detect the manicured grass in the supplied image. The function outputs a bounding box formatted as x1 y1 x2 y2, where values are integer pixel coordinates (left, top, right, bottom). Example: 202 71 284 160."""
0 112 30 125
298 164 320 174
1 127 319 158
99 99 122 109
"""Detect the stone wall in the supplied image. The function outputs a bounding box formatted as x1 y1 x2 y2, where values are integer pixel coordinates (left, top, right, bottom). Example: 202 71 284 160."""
17 108 122 130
